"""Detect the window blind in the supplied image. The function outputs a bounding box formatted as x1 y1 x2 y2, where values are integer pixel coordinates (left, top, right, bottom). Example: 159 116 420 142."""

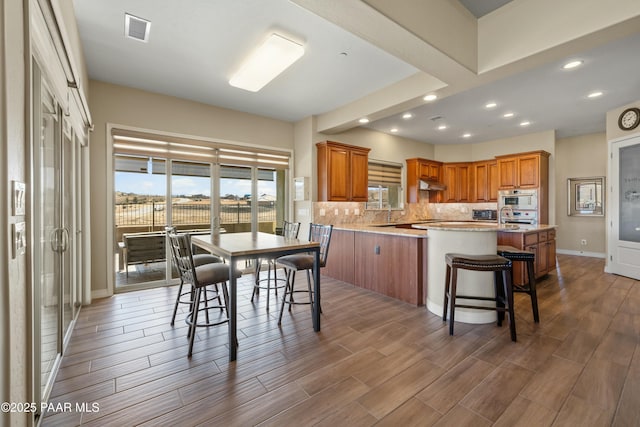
368 161 402 186
111 128 290 169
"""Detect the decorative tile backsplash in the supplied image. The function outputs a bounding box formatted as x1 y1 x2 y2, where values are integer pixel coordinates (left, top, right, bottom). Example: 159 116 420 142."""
312 200 498 225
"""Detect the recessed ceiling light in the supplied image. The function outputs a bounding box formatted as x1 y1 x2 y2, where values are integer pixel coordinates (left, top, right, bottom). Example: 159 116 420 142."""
503 112 515 118
587 91 603 98
402 113 413 119
462 133 472 138
520 121 531 126
358 118 370 124
437 125 448 131
485 102 497 109
423 94 438 102
390 128 399 133
229 33 305 92
562 60 583 70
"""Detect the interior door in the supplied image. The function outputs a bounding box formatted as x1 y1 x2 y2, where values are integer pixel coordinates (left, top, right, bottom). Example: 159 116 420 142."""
609 135 640 279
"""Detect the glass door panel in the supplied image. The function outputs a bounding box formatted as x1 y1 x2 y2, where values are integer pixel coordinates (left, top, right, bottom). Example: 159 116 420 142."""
257 168 283 234
114 155 167 286
61 122 74 338
220 165 252 234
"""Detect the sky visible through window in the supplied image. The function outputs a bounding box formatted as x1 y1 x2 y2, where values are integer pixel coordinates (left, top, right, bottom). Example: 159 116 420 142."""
115 172 276 198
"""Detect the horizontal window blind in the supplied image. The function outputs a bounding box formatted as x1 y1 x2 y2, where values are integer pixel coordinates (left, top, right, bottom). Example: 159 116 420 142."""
112 128 290 169
368 161 402 186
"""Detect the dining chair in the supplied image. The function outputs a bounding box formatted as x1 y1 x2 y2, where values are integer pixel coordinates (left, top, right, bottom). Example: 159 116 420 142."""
165 227 223 326
167 230 240 357
276 223 333 325
251 220 301 310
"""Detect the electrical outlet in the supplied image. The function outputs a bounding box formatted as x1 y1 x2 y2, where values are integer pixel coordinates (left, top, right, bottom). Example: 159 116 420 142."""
319 209 325 216
354 208 360 215
344 208 349 215
581 239 587 245
334 209 339 215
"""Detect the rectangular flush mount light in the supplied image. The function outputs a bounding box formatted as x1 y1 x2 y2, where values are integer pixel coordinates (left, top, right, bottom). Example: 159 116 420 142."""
229 33 304 92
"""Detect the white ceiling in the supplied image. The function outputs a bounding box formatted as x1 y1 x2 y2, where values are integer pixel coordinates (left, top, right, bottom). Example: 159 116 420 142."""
73 0 640 145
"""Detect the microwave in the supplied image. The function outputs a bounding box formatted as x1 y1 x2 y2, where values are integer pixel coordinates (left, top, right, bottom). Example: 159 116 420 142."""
498 189 538 210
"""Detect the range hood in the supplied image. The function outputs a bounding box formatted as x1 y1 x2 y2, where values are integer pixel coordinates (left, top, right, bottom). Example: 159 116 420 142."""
419 178 447 191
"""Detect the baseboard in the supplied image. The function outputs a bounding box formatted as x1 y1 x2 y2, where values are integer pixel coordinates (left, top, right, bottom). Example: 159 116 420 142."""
556 249 606 259
91 289 112 300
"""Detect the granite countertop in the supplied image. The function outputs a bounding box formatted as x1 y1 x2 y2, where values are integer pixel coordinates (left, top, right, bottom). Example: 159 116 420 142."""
331 224 428 238
412 222 557 233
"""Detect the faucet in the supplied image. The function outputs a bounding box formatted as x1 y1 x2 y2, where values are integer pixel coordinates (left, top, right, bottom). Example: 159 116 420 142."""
499 206 513 225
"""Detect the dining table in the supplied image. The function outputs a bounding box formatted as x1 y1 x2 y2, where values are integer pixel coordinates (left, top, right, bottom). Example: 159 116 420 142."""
190 231 321 361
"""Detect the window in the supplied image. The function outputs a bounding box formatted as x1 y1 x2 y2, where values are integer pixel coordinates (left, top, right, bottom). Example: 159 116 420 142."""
367 160 402 209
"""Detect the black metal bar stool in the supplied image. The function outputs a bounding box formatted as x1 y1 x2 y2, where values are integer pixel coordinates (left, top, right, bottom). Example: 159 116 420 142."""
497 245 539 323
443 253 516 341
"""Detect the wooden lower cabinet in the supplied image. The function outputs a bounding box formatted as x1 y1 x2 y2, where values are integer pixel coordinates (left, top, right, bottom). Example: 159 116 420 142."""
498 228 557 285
323 229 427 306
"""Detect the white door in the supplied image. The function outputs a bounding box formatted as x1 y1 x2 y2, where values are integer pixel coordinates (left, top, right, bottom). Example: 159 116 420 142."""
609 135 640 279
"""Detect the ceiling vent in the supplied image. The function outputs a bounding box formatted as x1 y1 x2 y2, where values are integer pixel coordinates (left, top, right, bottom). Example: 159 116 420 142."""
125 13 151 42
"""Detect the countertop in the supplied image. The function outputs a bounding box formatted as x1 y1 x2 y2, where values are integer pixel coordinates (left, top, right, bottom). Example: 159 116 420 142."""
331 222 556 236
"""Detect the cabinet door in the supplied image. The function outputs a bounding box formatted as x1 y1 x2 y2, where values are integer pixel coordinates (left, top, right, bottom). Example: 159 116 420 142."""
442 164 458 202
517 154 540 188
326 147 350 200
498 157 518 189
525 244 540 278
488 161 499 201
458 164 472 202
546 239 556 271
420 162 440 181
474 162 488 202
350 150 369 201
536 241 548 278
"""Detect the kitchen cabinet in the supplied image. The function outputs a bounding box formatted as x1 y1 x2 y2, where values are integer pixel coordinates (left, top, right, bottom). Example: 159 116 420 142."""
317 141 370 201
473 160 498 202
405 158 443 203
323 228 427 306
496 150 550 190
498 228 557 285
442 162 473 202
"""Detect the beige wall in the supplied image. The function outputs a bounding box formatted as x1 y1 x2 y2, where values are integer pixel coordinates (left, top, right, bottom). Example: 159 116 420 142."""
555 133 607 255
606 100 640 142
88 80 295 296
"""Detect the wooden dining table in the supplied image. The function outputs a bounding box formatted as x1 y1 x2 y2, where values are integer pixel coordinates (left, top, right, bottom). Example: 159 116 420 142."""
190 231 321 361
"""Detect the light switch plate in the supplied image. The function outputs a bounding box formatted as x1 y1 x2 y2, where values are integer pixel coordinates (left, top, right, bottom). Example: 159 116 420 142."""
12 222 26 258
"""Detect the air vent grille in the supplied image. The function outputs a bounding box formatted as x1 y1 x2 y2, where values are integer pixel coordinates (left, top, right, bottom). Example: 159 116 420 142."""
125 13 150 42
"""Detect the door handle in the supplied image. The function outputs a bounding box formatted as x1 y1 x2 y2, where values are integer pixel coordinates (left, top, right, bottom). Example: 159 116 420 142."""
60 227 70 252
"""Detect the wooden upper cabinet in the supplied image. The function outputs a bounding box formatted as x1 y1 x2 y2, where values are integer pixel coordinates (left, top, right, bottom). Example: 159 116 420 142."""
317 141 370 202
442 162 472 203
496 151 550 190
406 158 443 203
473 160 499 202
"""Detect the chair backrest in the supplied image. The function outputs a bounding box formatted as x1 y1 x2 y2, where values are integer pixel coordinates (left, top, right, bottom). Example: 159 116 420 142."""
167 230 198 286
281 220 301 239
308 223 333 267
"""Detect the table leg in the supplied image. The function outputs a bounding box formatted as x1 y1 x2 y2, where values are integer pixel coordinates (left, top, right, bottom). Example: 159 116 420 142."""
313 248 321 332
229 256 237 361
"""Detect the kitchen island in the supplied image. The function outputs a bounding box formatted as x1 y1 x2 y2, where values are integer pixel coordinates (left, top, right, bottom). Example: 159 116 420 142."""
323 224 428 305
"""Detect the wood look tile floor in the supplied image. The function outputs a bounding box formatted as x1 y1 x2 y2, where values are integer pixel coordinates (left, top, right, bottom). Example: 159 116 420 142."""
43 255 640 426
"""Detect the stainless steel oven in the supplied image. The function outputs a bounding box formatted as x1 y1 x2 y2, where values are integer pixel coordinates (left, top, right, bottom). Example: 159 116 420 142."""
498 189 538 210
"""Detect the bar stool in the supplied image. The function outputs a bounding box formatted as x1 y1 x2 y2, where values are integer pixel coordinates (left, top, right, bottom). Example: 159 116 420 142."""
497 245 539 323
443 253 516 341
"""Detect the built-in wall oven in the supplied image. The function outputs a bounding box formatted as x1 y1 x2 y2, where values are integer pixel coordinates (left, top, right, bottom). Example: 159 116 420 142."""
498 189 538 224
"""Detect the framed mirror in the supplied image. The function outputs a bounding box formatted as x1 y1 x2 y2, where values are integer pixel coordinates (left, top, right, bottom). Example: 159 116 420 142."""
568 176 605 216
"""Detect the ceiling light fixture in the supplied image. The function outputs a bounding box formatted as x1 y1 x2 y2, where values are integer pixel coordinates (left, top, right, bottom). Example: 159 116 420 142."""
390 128 399 133
402 113 413 119
229 33 304 92
562 60 583 70
520 121 531 126
462 133 471 138
503 112 515 118
358 118 370 124
587 91 603 98
423 94 437 102
485 102 497 109
437 125 447 131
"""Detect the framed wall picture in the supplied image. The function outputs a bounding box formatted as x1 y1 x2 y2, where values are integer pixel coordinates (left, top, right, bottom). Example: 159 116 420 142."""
568 177 604 216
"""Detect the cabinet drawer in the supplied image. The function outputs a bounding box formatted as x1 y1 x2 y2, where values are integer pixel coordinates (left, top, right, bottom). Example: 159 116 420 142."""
548 229 556 240
524 232 538 246
538 231 548 242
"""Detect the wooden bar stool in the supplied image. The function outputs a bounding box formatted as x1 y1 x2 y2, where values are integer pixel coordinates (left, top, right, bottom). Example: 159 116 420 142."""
497 245 539 323
443 253 516 341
